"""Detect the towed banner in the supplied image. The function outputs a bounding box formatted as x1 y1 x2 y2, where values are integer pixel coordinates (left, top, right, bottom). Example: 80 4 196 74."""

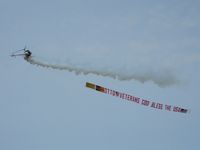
85 82 189 114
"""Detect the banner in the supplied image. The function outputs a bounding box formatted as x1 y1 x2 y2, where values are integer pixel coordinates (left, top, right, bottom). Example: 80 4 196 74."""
86 82 189 114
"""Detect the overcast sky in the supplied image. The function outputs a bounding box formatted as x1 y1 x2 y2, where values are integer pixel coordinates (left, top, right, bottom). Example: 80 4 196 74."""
0 0 200 150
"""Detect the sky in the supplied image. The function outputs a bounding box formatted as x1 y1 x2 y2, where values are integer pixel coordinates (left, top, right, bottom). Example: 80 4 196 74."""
0 0 200 150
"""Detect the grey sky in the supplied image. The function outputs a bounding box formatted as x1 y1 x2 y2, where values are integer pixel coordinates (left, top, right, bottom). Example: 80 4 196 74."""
0 0 200 150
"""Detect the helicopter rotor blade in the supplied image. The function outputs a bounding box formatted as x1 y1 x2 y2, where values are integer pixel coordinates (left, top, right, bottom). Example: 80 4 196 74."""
10 53 25 57
24 45 27 51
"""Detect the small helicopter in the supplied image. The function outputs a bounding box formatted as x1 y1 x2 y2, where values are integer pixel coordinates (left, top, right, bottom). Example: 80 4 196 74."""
11 46 32 60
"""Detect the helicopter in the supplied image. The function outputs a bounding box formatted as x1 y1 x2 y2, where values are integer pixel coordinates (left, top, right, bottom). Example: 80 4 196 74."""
11 46 32 60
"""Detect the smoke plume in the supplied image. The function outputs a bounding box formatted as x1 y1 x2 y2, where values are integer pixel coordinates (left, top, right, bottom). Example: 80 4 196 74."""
25 55 180 87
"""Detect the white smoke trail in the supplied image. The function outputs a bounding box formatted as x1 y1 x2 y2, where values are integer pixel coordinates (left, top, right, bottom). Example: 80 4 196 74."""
25 55 180 87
